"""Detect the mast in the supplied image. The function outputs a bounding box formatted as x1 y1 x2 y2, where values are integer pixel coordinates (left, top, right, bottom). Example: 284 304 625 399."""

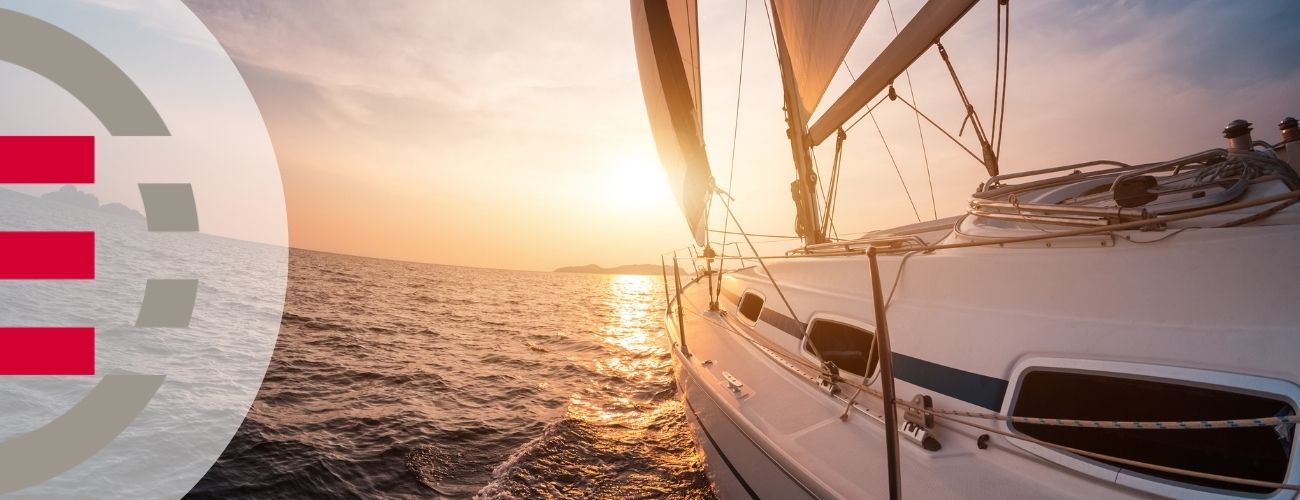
769 4 826 245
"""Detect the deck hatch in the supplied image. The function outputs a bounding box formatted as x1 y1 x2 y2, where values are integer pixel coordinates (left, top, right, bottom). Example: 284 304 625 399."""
1010 369 1295 494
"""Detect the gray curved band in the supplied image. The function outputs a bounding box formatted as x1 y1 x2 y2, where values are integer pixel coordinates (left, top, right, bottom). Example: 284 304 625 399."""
0 9 169 136
0 375 165 494
137 184 200 326
139 183 199 232
0 7 187 494
136 279 199 327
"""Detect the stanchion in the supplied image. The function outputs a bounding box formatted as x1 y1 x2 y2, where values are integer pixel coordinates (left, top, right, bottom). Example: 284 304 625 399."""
868 246 902 500
673 252 688 356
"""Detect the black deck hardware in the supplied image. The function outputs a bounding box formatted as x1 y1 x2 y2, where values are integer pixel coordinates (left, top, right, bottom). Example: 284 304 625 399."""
1114 175 1158 208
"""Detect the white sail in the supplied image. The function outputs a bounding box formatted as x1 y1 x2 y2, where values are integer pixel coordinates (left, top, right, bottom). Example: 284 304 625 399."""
771 0 878 124
631 0 711 246
808 0 978 145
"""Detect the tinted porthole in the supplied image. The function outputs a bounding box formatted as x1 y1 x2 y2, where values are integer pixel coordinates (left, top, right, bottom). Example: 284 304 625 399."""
1011 370 1295 494
805 320 878 377
737 292 763 322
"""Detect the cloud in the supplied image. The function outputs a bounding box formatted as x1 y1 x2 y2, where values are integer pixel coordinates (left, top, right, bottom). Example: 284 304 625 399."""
176 0 1300 268
183 1 636 125
184 0 653 182
180 0 677 269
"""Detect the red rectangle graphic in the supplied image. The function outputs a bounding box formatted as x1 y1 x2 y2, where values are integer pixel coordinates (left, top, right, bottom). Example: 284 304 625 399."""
0 232 94 279
0 136 95 183
0 327 94 375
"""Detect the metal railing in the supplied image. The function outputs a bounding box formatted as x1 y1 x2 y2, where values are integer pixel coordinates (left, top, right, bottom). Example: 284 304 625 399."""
657 186 1300 497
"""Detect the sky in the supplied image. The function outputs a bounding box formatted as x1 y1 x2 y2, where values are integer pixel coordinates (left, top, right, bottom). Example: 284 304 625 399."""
0 0 287 246
179 0 1300 271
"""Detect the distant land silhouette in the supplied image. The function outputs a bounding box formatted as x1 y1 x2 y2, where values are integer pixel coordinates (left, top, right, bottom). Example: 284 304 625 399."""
554 264 666 276
41 185 145 221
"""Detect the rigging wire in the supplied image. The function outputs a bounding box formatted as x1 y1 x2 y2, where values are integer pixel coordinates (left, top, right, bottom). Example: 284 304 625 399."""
759 0 780 63
893 95 986 166
709 228 800 239
717 0 751 305
820 130 847 233
995 0 1010 157
840 62 922 223
810 151 841 240
688 0 702 132
715 194 803 330
843 94 890 134
870 111 923 222
990 0 1003 149
884 0 939 220
937 42 997 176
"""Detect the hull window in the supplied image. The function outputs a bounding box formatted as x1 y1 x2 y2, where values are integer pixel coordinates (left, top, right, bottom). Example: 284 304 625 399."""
805 320 878 378
1010 370 1295 494
738 292 763 322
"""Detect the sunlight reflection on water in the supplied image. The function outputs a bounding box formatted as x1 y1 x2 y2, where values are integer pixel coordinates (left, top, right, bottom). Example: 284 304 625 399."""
569 275 669 426
195 255 713 498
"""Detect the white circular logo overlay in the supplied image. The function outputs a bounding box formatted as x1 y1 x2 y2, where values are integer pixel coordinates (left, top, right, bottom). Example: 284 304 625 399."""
0 2 287 498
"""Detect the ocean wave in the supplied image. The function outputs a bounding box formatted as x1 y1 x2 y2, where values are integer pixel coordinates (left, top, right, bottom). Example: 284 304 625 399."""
191 250 711 498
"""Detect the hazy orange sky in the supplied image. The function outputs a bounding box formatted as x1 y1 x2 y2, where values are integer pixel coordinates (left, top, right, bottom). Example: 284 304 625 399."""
183 0 1300 271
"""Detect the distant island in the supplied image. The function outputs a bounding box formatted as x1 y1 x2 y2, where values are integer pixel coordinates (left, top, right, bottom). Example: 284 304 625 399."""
41 185 145 221
554 264 670 276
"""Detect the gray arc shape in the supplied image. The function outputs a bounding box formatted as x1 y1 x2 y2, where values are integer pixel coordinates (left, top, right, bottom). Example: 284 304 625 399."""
0 6 176 493
139 183 200 232
0 8 169 136
0 375 165 494
136 278 200 327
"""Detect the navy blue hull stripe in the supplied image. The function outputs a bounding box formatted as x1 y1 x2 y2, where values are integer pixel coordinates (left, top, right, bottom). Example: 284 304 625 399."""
685 398 761 500
758 308 804 339
892 353 1008 411
749 309 1007 411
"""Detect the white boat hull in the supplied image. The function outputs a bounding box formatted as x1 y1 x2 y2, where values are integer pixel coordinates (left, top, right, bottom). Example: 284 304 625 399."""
675 345 820 499
665 218 1300 499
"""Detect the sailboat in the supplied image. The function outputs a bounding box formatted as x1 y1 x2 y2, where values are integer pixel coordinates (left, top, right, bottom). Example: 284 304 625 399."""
631 0 1300 498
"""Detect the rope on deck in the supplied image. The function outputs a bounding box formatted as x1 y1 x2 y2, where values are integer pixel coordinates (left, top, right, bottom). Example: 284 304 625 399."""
675 298 1300 492
897 404 1299 430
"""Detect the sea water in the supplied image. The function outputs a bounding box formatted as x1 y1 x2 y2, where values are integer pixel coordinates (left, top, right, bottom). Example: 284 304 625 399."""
189 250 713 498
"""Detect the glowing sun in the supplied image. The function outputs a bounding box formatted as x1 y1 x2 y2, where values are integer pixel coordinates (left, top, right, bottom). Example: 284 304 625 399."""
602 156 672 211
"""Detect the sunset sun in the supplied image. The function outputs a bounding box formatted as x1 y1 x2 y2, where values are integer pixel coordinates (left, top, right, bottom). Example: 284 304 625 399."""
602 156 671 210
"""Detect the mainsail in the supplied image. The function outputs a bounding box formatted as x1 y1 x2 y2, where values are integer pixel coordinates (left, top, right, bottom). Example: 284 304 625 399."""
808 0 979 145
631 0 712 246
770 0 878 125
